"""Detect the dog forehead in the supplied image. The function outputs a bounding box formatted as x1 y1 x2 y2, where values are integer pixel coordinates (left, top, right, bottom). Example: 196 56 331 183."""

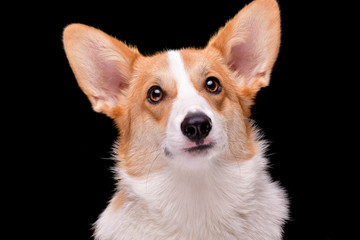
166 50 215 117
166 50 212 100
167 50 197 97
132 49 213 103
167 49 224 90
135 52 170 78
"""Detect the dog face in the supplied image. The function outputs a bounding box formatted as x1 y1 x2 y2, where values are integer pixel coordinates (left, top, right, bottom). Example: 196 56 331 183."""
63 0 281 177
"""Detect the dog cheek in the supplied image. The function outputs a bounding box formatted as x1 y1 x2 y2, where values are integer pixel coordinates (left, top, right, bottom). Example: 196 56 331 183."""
143 116 167 147
119 116 167 178
223 101 257 161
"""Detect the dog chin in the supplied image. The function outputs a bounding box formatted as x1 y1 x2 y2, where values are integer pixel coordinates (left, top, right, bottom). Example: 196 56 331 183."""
184 143 214 153
164 139 220 163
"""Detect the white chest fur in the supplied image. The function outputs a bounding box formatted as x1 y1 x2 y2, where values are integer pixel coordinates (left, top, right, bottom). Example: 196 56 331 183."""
95 148 288 240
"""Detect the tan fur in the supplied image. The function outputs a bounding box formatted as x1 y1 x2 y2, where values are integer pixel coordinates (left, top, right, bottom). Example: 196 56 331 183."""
111 189 126 211
115 53 177 177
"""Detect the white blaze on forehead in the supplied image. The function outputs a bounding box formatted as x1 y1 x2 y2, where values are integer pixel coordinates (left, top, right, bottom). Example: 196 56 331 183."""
166 50 211 115
167 50 198 99
166 50 213 123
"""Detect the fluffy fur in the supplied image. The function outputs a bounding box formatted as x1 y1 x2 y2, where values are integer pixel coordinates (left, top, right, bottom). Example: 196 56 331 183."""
63 0 289 239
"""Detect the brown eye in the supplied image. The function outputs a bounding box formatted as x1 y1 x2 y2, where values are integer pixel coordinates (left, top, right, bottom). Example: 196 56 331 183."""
147 86 164 104
205 77 221 94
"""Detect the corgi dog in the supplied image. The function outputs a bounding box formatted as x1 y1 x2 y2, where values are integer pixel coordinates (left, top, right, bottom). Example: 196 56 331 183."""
63 0 288 239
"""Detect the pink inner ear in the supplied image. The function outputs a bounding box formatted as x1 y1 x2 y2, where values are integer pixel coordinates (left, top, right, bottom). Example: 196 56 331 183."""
230 44 258 78
228 29 264 81
99 60 129 96
90 48 130 104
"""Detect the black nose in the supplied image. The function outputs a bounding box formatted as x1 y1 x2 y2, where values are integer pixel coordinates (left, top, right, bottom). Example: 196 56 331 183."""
181 112 212 144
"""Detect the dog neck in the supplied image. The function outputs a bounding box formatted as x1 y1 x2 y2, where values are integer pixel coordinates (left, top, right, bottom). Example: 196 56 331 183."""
119 146 264 228
96 141 287 240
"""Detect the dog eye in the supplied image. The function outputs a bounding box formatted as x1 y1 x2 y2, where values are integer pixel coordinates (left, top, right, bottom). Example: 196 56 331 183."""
147 86 164 104
205 77 222 94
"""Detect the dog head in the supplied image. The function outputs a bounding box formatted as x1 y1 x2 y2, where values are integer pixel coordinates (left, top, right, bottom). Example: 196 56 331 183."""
63 0 280 176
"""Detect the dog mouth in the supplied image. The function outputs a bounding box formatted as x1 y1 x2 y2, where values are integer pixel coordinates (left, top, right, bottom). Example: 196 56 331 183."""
184 143 214 153
164 143 215 158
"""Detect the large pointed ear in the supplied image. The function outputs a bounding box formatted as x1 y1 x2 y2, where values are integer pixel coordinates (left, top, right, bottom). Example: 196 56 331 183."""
63 24 140 117
208 0 281 97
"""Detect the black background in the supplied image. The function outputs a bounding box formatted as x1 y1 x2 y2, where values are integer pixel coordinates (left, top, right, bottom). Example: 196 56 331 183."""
12 0 354 239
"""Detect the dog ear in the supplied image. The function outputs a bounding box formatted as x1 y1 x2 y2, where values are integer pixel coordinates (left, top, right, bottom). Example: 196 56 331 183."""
63 24 139 117
208 0 281 97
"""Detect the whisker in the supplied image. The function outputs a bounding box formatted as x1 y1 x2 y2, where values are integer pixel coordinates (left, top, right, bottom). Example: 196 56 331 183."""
221 116 251 124
100 148 160 162
228 140 246 144
146 150 161 193
101 157 117 161
128 149 161 158
227 144 242 175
